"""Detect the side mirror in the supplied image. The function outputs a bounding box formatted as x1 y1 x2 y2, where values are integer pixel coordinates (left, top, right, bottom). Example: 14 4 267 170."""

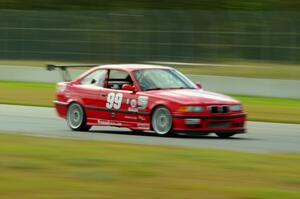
196 82 203 89
122 84 136 92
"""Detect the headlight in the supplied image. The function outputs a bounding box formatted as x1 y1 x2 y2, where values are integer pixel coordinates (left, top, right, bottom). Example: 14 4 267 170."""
230 105 241 112
178 106 204 113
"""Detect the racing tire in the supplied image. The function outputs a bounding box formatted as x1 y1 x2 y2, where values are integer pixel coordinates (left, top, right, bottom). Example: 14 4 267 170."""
215 133 235 138
67 103 91 131
151 106 173 136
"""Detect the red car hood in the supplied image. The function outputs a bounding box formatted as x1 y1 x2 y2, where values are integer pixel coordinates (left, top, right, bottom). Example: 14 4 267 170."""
146 89 239 105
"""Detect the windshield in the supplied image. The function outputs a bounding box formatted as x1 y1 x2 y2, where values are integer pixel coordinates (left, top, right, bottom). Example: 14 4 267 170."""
133 69 197 91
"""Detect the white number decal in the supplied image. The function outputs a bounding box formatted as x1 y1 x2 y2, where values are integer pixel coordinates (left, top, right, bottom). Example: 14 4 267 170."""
106 93 123 109
114 93 123 109
106 93 115 109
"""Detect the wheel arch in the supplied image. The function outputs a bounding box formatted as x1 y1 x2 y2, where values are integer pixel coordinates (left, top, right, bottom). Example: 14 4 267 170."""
67 100 83 108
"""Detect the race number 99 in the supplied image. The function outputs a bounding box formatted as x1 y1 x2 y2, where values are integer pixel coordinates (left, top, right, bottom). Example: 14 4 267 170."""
106 93 123 109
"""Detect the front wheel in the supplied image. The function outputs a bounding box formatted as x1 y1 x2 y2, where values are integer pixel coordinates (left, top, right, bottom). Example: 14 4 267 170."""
151 106 173 136
67 103 91 131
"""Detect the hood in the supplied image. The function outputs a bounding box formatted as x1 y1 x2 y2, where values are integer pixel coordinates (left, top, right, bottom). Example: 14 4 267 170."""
146 89 239 105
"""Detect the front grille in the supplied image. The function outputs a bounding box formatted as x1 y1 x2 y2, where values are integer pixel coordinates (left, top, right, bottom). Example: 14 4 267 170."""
208 122 231 128
209 105 229 114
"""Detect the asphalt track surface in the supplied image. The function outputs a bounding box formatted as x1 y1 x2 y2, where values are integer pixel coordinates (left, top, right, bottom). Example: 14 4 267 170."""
1 104 300 153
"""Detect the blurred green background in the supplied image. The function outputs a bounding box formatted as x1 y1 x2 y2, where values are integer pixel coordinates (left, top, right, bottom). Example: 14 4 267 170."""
1 0 300 64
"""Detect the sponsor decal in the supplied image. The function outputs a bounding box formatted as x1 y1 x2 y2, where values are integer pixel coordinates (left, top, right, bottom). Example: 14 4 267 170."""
128 98 138 112
124 115 137 120
128 107 139 112
130 99 137 108
137 123 150 129
98 119 122 126
138 96 148 109
138 115 146 121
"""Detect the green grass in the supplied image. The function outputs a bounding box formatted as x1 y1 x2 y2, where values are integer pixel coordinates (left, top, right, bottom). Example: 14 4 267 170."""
233 95 300 124
0 81 55 107
1 81 300 124
0 81 55 89
0 133 299 199
1 59 300 80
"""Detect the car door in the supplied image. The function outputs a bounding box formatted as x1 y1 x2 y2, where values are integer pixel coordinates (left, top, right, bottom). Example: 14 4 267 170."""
72 69 109 125
104 69 139 126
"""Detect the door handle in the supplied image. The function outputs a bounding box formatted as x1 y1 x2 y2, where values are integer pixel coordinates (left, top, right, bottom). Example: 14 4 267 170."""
100 93 107 97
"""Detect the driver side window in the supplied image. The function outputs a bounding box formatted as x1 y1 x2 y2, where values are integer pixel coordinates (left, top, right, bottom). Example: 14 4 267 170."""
81 69 107 87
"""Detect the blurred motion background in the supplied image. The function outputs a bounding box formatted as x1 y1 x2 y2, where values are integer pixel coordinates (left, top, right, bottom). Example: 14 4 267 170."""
1 0 300 64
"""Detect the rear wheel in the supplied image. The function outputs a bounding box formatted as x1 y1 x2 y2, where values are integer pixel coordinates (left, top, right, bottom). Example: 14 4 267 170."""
67 103 91 131
216 133 235 138
151 106 173 136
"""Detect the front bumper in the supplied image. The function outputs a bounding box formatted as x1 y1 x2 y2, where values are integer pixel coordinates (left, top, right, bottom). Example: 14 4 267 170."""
173 113 246 133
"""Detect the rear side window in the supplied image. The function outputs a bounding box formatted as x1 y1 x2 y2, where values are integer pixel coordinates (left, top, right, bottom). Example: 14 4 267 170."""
81 69 107 87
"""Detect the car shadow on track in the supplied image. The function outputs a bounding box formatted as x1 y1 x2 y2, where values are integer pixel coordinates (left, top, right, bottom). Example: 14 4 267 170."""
88 129 257 141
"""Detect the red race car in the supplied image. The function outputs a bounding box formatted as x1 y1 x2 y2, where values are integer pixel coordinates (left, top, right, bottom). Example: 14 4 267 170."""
47 64 246 138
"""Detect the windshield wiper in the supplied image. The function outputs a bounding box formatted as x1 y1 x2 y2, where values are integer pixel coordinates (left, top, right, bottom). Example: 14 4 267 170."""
145 87 163 91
